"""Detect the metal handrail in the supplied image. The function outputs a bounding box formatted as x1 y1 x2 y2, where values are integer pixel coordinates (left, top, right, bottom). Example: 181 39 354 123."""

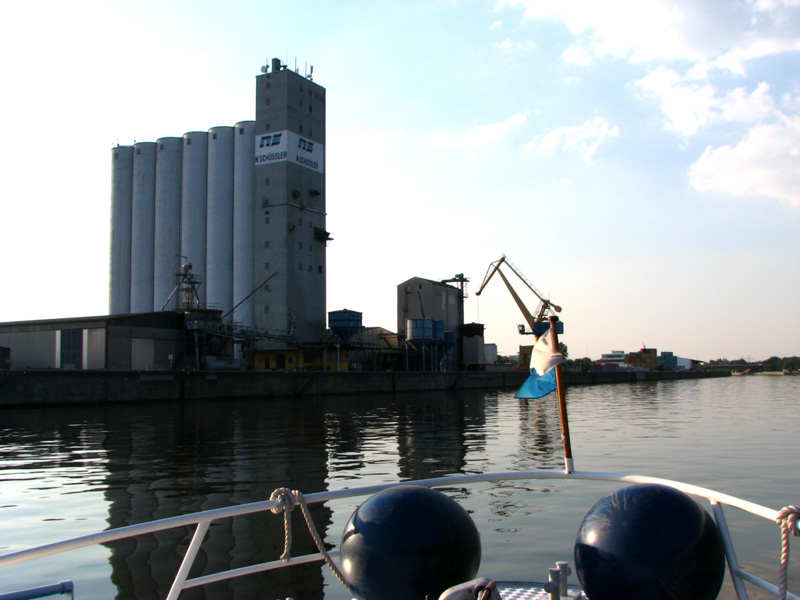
0 581 73 600
1 470 796 600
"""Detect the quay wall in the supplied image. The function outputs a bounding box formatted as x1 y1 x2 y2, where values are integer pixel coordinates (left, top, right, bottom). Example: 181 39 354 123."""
0 369 728 407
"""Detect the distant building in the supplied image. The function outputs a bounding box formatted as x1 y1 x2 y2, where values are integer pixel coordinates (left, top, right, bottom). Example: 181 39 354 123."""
599 350 627 365
658 351 679 371
677 357 704 370
627 347 658 370
461 323 486 370
396 276 484 370
484 343 498 365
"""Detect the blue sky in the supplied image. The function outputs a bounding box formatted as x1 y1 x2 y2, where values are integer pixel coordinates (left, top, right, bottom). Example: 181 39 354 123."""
1 0 798 361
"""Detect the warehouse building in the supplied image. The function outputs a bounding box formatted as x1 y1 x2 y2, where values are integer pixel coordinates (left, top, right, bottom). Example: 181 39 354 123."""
0 313 185 370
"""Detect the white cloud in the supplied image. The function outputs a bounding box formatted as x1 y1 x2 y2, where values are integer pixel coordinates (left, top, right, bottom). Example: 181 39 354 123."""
496 0 800 67
495 38 537 53
425 112 528 149
496 0 699 62
636 68 715 135
689 116 800 207
490 19 503 30
561 44 593 66
636 71 782 135
525 116 619 163
721 83 778 122
782 92 800 112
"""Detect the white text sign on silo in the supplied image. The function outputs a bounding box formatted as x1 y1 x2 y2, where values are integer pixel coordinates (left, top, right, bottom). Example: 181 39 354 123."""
254 131 324 173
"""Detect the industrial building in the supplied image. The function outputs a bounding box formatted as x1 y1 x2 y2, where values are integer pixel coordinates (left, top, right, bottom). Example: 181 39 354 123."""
0 313 184 371
110 57 328 347
396 276 485 371
0 58 488 373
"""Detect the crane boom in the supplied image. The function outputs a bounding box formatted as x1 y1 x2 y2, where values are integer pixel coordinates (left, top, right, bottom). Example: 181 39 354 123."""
475 254 561 333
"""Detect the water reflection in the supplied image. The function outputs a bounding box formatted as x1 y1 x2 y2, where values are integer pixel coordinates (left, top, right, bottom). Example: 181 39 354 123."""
1 377 798 600
515 398 562 470
101 400 331 599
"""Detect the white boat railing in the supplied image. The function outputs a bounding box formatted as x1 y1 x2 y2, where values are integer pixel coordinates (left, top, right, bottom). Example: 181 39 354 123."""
0 470 797 600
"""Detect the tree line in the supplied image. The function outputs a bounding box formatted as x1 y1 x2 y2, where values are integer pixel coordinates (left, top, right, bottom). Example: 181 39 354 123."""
708 356 800 372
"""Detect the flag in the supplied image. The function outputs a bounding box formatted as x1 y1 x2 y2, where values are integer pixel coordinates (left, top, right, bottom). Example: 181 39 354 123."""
515 327 566 399
515 368 558 399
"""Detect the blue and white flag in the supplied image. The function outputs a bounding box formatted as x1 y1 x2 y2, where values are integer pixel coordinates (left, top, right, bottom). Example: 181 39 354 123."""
515 327 566 399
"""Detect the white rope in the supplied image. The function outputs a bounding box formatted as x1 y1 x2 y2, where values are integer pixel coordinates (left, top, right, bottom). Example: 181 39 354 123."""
776 504 799 600
269 488 296 562
269 488 353 592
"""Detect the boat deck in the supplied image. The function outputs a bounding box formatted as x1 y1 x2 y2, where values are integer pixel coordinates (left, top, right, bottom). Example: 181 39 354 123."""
496 582 584 599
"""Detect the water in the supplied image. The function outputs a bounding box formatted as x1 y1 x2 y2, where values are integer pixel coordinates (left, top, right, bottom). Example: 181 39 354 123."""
0 375 798 599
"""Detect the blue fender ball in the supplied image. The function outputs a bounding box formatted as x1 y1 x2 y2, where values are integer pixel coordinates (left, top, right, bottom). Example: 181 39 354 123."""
574 484 725 600
340 485 481 600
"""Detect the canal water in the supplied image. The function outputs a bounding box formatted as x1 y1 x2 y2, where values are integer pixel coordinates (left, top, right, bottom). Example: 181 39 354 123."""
1 375 798 599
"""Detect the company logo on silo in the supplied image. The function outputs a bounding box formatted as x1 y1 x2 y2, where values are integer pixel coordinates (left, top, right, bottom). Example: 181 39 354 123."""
254 130 324 173
295 137 319 170
255 132 288 165
258 133 283 148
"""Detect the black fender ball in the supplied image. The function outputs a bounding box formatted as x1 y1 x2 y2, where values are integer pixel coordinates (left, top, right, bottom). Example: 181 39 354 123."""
340 485 481 600
574 483 725 600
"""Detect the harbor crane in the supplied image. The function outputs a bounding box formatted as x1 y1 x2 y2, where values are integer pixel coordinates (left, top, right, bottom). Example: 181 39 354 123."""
475 254 561 336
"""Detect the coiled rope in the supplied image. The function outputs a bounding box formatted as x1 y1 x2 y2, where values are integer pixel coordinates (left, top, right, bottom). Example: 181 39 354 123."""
777 504 799 600
269 488 352 592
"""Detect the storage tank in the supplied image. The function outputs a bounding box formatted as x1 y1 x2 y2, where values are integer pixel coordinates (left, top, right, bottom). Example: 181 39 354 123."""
130 142 156 313
329 310 362 341
233 121 255 326
433 320 444 342
181 131 208 304
109 145 133 314
153 137 182 310
205 126 234 313
406 318 434 342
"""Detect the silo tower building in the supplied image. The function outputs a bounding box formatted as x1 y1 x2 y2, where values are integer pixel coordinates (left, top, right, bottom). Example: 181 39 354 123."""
253 58 328 343
109 58 328 350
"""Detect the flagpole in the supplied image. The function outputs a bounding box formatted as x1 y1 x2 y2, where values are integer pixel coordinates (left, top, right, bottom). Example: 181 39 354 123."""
549 315 574 474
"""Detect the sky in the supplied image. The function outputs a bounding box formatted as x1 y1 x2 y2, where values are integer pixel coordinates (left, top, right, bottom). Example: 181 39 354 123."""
0 0 798 362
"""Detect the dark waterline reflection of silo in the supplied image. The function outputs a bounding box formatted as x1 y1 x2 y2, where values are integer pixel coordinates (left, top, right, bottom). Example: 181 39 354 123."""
395 390 490 483
102 399 331 600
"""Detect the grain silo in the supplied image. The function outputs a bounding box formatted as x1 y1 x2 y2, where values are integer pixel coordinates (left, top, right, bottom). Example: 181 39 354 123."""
109 146 133 315
130 142 156 313
180 131 208 304
205 126 234 313
153 137 182 310
233 121 255 327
